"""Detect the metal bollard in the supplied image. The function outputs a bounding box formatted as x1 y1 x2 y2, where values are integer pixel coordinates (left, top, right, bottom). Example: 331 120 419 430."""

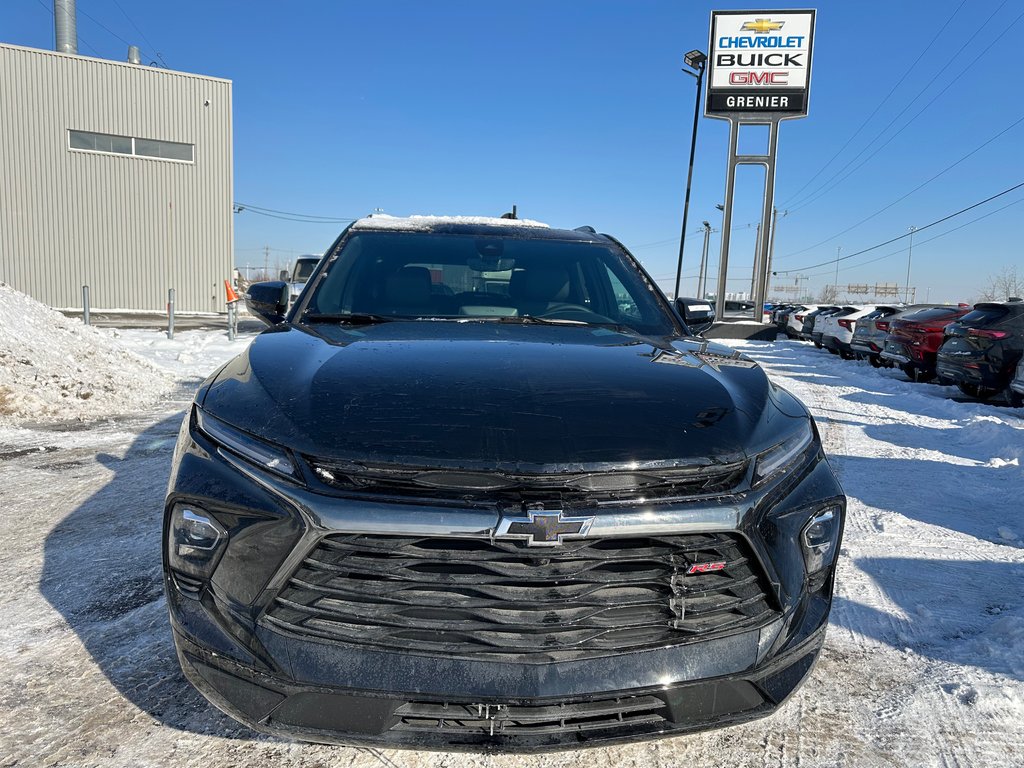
167 288 175 340
82 285 90 326
227 301 236 341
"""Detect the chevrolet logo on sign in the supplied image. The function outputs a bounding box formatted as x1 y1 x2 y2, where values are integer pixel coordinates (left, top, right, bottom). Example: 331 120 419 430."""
494 509 595 547
741 18 785 34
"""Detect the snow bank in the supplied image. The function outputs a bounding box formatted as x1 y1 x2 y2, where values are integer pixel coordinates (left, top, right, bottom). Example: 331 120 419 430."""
0 283 175 424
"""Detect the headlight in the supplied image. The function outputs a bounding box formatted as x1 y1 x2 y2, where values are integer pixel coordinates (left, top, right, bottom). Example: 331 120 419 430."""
167 503 227 580
195 407 297 479
802 505 842 587
752 420 815 487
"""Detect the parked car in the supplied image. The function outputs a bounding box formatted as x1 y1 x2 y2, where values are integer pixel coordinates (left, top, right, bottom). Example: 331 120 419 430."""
771 303 798 326
807 307 842 347
881 305 971 382
850 305 903 367
167 215 846 751
778 305 811 337
793 307 822 340
936 299 1024 399
784 305 822 339
1010 357 1024 407
818 306 864 358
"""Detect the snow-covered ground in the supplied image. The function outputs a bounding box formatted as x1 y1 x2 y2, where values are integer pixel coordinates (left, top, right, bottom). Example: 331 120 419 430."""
1 316 1022 766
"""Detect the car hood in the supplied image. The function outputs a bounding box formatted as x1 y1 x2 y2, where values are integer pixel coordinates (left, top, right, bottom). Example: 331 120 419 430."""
200 323 806 470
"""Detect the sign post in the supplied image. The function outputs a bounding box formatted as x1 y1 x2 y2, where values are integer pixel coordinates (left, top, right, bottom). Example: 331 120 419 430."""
706 9 815 321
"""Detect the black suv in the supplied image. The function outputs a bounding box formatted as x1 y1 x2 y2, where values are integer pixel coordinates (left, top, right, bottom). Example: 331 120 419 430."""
937 300 1024 399
167 215 845 751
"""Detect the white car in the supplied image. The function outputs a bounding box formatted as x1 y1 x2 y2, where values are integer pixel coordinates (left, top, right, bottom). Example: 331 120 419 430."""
785 305 820 338
821 306 876 359
1011 358 1024 407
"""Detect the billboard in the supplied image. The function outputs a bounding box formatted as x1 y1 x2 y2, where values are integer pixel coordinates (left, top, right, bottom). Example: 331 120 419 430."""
706 9 816 119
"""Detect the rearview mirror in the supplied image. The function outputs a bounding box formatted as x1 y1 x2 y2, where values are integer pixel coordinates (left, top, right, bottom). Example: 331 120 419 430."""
675 297 715 336
244 281 289 326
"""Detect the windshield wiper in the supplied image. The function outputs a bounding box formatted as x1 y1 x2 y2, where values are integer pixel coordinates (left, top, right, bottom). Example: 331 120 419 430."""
302 312 394 325
499 315 645 337
498 315 591 327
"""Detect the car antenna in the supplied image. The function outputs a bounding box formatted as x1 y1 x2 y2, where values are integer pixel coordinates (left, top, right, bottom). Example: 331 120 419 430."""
500 204 518 220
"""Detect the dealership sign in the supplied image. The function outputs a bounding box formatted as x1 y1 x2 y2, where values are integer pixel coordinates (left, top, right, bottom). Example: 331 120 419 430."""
706 9 816 118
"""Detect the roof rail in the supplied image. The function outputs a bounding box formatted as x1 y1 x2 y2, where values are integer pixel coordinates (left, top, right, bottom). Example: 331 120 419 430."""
574 225 597 233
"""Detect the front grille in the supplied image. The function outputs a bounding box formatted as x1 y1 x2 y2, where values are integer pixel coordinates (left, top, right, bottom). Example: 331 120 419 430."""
391 695 669 736
264 533 778 661
301 458 748 507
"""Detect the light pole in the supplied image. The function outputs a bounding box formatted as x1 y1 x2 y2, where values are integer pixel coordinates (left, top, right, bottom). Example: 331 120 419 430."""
697 220 712 298
905 226 917 303
672 49 707 300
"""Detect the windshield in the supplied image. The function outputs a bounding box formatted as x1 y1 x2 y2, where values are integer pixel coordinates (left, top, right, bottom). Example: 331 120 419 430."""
904 307 962 322
293 259 318 282
959 306 1008 326
300 231 678 335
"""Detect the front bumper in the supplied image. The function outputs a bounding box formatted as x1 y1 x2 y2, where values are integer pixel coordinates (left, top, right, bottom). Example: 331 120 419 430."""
164 416 845 751
171 619 826 752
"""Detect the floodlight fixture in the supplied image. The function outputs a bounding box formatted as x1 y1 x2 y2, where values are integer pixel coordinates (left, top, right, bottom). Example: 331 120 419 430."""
683 50 707 70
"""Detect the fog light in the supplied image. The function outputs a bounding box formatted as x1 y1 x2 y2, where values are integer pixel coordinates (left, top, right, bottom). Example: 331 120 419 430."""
168 503 227 580
802 506 840 575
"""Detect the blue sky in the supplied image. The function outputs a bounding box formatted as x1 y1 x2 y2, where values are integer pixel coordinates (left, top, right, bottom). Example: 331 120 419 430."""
3 1 1021 302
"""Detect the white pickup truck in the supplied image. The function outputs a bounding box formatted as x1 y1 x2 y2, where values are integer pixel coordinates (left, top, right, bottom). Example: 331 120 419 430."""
286 255 321 304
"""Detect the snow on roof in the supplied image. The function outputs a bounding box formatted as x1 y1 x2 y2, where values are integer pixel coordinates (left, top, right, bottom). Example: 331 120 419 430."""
0 283 175 424
351 214 550 231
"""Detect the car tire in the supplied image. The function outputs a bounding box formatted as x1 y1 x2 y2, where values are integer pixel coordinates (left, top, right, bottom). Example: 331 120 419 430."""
899 364 934 382
840 350 855 360
869 355 882 368
814 341 823 349
958 382 999 400
1010 390 1024 408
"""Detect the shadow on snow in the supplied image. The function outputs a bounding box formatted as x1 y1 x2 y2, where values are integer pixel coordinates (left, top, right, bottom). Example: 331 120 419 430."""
39 413 259 739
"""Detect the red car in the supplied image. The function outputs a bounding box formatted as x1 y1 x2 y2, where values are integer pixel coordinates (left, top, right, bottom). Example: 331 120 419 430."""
880 305 971 382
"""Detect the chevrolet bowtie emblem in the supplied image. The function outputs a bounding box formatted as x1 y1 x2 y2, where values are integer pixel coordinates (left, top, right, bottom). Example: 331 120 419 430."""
494 510 595 547
742 18 785 34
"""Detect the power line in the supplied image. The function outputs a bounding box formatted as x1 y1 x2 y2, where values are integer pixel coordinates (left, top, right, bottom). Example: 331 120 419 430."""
110 0 168 66
776 112 1024 260
75 4 137 52
775 181 1024 274
233 202 356 223
801 195 1024 280
784 1 1019 212
630 220 759 250
780 0 967 207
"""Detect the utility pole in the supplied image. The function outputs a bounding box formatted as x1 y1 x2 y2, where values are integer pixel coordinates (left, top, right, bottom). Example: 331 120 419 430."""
834 246 841 301
905 226 917 303
697 221 712 299
264 245 270 281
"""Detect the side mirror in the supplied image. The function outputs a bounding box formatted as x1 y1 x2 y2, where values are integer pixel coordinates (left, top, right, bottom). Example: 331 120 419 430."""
675 297 715 336
244 281 289 326
279 269 291 281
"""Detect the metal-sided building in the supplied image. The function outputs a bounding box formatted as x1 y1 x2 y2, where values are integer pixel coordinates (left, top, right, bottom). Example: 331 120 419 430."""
0 36 233 313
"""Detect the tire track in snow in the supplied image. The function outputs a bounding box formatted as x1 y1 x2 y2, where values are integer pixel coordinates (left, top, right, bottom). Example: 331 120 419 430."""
739 340 1024 768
